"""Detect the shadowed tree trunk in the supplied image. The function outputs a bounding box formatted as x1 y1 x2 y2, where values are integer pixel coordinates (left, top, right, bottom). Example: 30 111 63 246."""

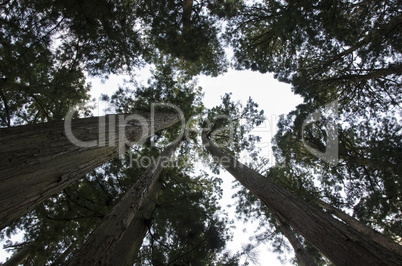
276 217 317 266
202 131 402 265
109 177 162 265
67 140 181 265
0 111 181 230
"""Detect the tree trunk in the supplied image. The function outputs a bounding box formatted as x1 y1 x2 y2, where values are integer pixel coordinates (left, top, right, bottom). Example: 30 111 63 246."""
67 140 181 265
0 111 181 230
202 132 402 265
315 198 402 255
110 177 162 265
276 217 317 266
1 244 33 266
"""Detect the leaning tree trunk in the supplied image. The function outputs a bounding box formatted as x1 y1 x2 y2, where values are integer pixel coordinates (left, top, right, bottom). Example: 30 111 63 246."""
202 132 402 265
54 184 161 265
276 217 317 266
0 110 181 230
314 198 402 255
109 177 162 265
67 140 181 265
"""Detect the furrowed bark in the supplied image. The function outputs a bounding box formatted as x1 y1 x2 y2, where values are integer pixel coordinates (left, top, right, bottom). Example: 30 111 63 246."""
276 217 317 266
0 111 181 230
110 178 162 265
67 140 181 265
315 198 402 255
202 132 402 265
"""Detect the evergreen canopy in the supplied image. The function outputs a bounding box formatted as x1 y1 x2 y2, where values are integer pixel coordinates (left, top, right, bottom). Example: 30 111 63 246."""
0 0 401 265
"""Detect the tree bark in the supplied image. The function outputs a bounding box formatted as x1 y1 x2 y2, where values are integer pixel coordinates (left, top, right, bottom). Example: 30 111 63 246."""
202 132 402 265
67 140 181 265
109 177 162 265
276 217 317 266
0 111 181 230
315 198 402 255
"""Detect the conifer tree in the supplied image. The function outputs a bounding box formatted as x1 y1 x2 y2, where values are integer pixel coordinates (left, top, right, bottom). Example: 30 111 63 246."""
68 140 182 265
0 110 181 229
202 130 402 265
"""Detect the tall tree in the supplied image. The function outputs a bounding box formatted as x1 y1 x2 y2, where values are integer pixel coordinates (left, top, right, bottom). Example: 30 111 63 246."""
232 168 328 265
1 64 227 264
0 110 181 229
108 176 162 266
67 140 182 265
272 103 401 239
1 242 35 266
202 130 402 265
1 152 149 265
276 217 317 266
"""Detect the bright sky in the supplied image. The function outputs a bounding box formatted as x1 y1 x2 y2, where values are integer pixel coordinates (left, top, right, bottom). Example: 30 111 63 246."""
0 69 302 265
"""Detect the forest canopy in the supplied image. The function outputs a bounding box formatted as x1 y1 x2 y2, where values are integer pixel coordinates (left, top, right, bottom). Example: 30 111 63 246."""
0 0 401 265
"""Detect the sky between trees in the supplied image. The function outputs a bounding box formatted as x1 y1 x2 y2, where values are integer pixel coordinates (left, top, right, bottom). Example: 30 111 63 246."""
0 0 401 265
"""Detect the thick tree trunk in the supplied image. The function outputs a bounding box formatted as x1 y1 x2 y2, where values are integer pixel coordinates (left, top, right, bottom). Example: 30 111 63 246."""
1 244 33 266
0 111 181 230
202 132 402 265
315 198 402 255
67 140 181 265
276 217 317 266
110 177 162 265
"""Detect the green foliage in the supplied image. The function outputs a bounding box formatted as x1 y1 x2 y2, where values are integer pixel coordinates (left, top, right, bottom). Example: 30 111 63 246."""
227 0 401 113
256 3 402 237
1 163 127 264
111 62 205 146
204 93 265 160
135 0 229 77
271 100 402 238
1 0 401 264
134 169 231 265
